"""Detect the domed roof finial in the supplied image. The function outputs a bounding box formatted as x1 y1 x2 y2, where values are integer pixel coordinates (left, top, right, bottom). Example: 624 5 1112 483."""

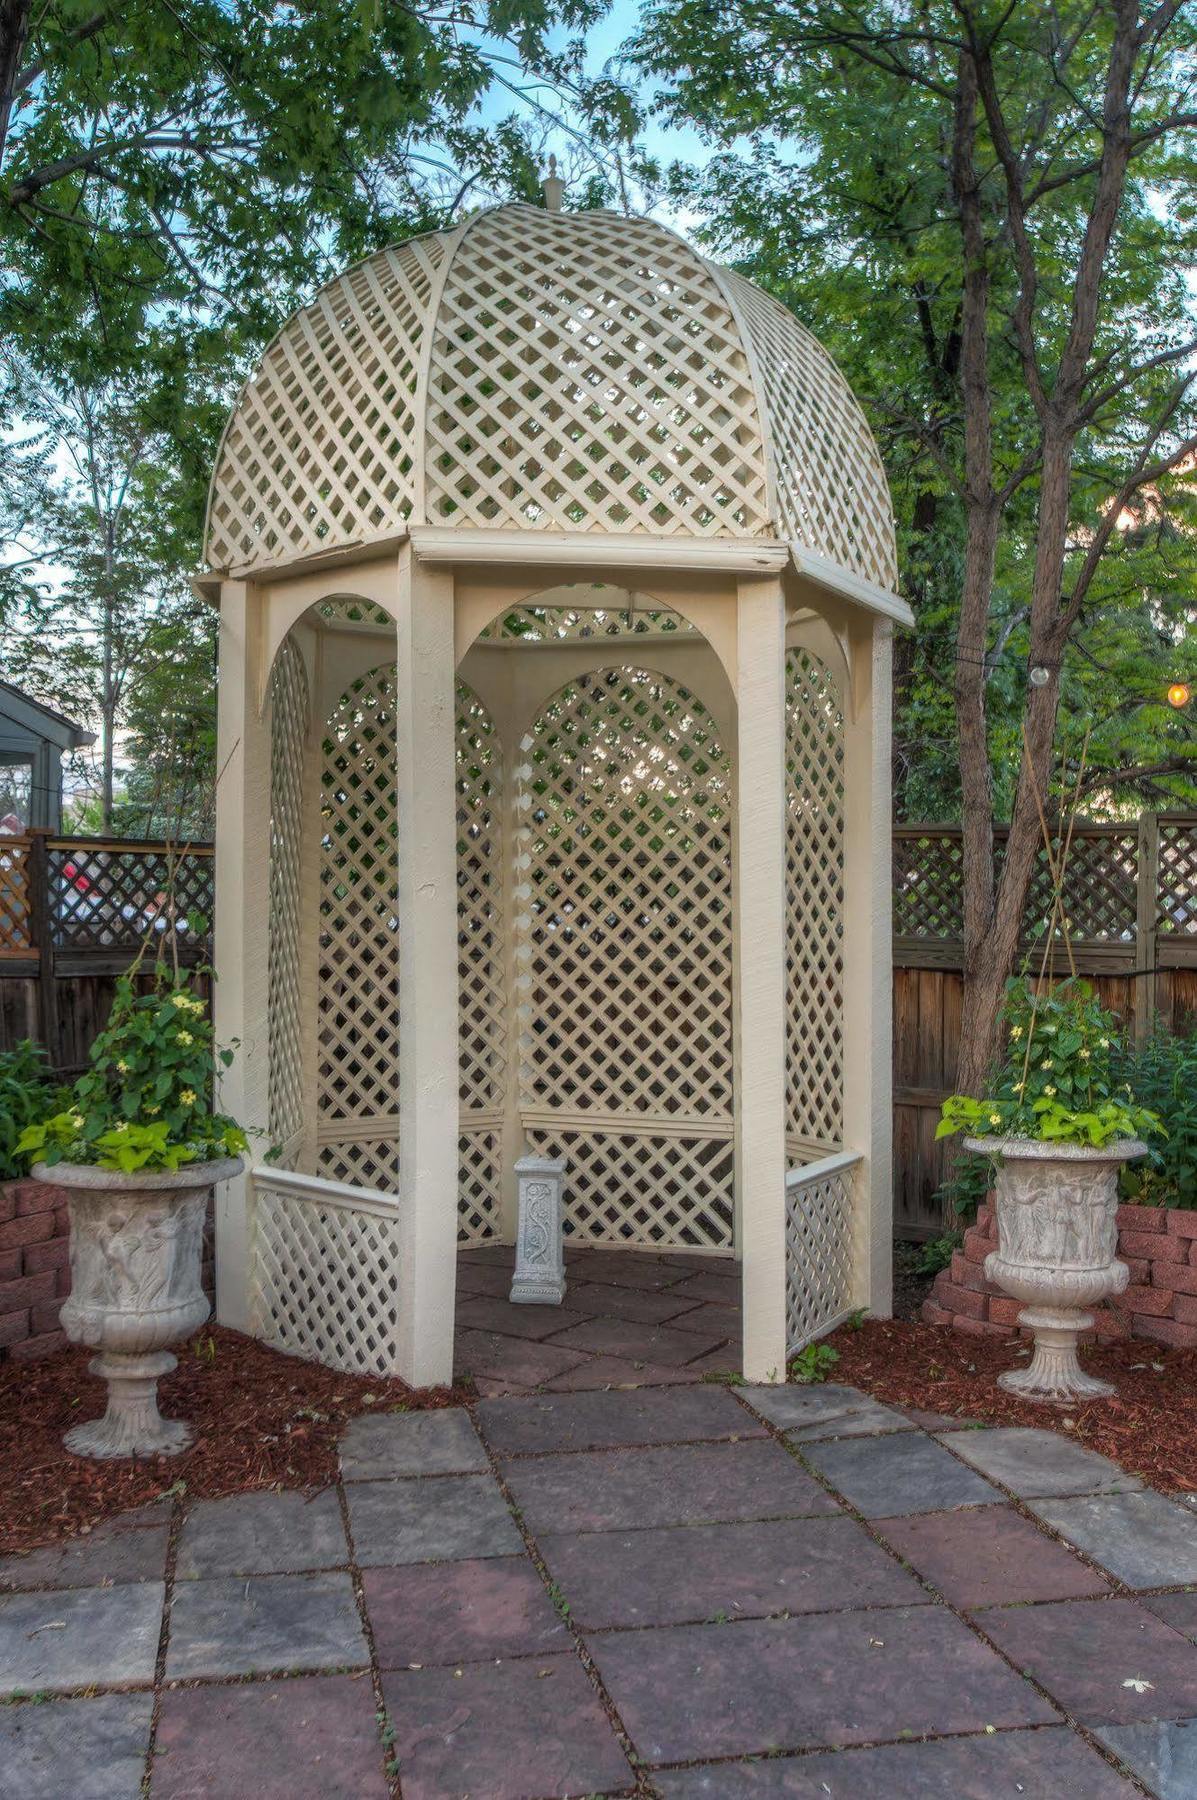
542 154 565 213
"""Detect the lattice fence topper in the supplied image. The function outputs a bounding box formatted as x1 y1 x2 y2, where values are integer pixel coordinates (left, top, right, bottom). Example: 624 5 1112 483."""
785 652 844 1153
786 1155 860 1351
479 603 698 641
1157 819 1197 935
516 664 735 1247
315 664 505 1238
206 204 897 585
267 639 308 1154
46 840 213 953
0 837 32 954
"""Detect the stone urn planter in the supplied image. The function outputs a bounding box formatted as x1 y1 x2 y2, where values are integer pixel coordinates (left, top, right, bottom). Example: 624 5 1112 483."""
33 1156 242 1458
963 1136 1145 1402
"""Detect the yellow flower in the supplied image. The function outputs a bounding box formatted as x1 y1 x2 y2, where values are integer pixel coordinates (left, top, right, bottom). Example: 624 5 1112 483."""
146 1105 160 1116
1079 1047 1090 1061
1040 1059 1053 1071
1013 1080 1025 1094
1100 1037 1110 1049
177 1030 193 1047
180 1089 197 1106
1044 1085 1057 1097
116 1059 129 1073
1010 1024 1024 1039
69 1112 84 1131
988 1113 1002 1127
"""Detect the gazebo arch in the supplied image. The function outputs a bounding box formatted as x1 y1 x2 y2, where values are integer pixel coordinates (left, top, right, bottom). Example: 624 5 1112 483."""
207 197 910 1387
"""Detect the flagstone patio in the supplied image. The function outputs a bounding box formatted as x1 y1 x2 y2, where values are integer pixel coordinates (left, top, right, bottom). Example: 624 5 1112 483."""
2 1252 1197 1797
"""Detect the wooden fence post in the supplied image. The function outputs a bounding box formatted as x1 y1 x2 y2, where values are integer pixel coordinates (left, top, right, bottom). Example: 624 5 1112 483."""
25 829 56 1062
1136 811 1158 1041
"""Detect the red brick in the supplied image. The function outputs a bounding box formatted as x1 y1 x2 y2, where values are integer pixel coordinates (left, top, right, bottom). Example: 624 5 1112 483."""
15 1181 60 1216
962 1233 991 1265
0 1186 15 1224
10 1330 68 1361
23 1236 69 1276
988 1295 1026 1328
0 1248 20 1282
1122 1257 1150 1284
1123 1230 1184 1262
953 1315 1011 1339
1123 1283 1173 1317
30 1297 63 1335
1133 1314 1197 1350
1092 1307 1131 1341
1166 1209 1197 1238
0 1271 55 1314
0 1309 30 1346
0 1213 54 1251
1166 1260 1197 1295
951 1254 990 1293
921 1299 953 1327
1173 1293 1197 1324
975 1202 993 1232
1117 1204 1165 1233
934 1281 987 1320
56 1266 72 1298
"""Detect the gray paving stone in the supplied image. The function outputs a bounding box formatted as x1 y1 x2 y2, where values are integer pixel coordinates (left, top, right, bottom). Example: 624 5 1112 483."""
741 1382 910 1440
345 1472 523 1566
153 1676 388 1799
339 1405 487 1479
478 1383 764 1455
0 1691 153 1800
981 1597 1197 1725
800 1431 1001 1517
0 1504 169 1592
165 1571 367 1680
1027 1489 1197 1589
0 1582 163 1697
1097 1718 1197 1800
940 1426 1142 1497
176 1487 347 1578
653 1727 1136 1796
1144 1591 1197 1643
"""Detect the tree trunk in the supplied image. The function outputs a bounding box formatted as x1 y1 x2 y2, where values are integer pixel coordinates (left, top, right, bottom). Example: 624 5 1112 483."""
0 0 31 176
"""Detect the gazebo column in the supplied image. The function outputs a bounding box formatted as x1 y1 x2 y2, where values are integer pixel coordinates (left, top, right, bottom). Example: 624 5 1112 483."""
735 575 789 1382
213 580 272 1333
394 547 459 1385
842 619 894 1317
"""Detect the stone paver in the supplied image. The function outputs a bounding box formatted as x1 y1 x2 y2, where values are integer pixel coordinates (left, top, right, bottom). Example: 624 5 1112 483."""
381 1654 631 1800
0 1583 163 1696
338 1405 487 1479
165 1571 367 1680
1144 1591 1197 1643
454 1295 588 1338
1096 1718 1197 1800
1027 1488 1197 1588
741 1381 911 1440
588 1605 1056 1762
651 1726 1138 1796
453 1328 590 1389
346 1472 523 1566
176 1487 347 1578
363 1557 568 1667
545 1315 731 1366
153 1677 388 1799
478 1382 763 1455
980 1597 1197 1725
0 1691 153 1800
536 1353 703 1391
0 1504 168 1592
876 1504 1111 1608
538 1515 925 1628
504 1437 839 1534
940 1425 1142 1497
562 1280 707 1324
664 1269 743 1303
800 1430 1002 1516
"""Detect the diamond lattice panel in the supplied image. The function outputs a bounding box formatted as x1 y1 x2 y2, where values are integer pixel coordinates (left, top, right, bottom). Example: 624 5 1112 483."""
206 233 447 571
725 269 897 589
267 639 308 1153
457 683 505 1242
479 604 699 641
1159 821 1197 935
786 1164 858 1350
785 652 844 1151
426 207 769 536
518 666 734 1247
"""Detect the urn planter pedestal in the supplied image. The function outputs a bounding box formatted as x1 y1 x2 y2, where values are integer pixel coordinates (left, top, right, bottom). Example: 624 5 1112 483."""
33 1156 242 1459
963 1136 1146 1404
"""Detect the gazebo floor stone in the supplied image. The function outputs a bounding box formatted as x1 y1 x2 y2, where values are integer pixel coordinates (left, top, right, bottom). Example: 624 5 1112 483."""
2 1272 1194 1798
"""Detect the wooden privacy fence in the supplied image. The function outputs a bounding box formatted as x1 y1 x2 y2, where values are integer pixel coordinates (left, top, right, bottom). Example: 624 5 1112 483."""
0 831 213 1073
894 814 1197 1237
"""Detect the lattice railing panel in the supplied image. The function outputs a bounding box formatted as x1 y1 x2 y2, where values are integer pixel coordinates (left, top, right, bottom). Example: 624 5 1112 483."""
1157 821 1197 935
525 1124 734 1249
207 234 447 570
457 685 505 1114
724 269 897 589
480 604 698 641
0 836 32 953
518 666 734 1247
426 206 769 537
251 1175 403 1377
47 841 213 951
318 1138 399 1191
785 652 844 1149
786 1155 860 1351
267 639 308 1153
459 1128 502 1243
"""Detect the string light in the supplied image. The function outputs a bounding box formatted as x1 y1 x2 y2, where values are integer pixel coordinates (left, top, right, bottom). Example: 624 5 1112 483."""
1167 682 1191 709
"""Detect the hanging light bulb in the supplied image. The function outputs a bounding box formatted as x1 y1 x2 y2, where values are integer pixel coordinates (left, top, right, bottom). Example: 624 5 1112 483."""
1028 665 1051 687
1167 681 1191 709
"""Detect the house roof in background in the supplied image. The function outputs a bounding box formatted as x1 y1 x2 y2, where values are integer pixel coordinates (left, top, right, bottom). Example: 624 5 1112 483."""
0 679 96 751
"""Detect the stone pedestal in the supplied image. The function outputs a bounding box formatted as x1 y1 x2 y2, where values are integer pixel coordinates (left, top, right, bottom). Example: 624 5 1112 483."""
964 1136 1144 1404
510 1155 566 1305
34 1155 242 1458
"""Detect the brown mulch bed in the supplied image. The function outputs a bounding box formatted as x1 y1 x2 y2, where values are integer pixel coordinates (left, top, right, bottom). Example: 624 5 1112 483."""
828 1317 1197 1494
0 1326 472 1555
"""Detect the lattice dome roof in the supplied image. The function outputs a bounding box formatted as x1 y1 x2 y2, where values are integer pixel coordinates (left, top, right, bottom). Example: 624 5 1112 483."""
205 203 897 590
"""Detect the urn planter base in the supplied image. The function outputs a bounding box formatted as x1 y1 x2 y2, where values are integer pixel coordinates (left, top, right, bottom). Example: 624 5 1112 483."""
996 1308 1118 1404
66 1351 192 1459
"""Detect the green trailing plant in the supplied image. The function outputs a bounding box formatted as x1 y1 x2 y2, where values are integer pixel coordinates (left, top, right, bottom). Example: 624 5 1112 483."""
930 1148 991 1227
916 1234 961 1278
0 1042 68 1183
937 976 1162 1151
1114 1028 1197 1210
789 1343 840 1384
17 966 246 1174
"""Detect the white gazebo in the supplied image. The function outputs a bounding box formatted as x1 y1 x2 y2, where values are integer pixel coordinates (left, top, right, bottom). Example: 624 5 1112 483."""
203 195 910 1388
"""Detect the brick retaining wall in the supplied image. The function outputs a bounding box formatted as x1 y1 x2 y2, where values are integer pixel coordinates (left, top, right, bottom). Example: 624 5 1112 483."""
0 1178 216 1363
927 1199 1197 1349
